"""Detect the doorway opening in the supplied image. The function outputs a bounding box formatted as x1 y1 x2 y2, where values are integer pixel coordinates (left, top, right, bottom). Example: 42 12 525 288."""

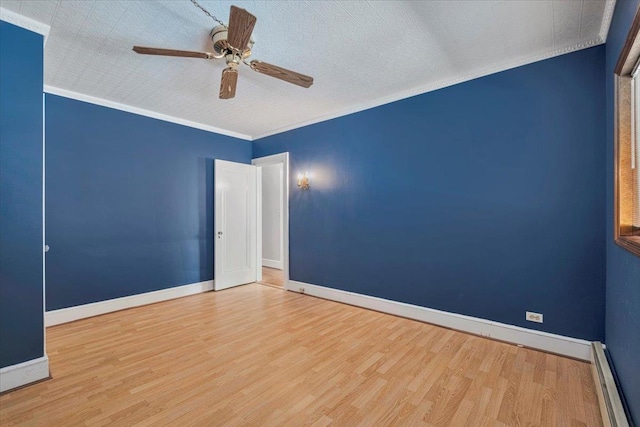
253 153 289 290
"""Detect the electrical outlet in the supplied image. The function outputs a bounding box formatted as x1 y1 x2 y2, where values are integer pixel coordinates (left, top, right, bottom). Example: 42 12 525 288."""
526 311 543 323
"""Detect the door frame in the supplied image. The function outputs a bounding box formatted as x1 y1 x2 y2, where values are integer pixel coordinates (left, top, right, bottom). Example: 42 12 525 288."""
252 153 290 290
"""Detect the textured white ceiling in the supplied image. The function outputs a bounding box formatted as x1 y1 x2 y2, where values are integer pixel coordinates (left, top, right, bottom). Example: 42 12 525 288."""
1 1 615 140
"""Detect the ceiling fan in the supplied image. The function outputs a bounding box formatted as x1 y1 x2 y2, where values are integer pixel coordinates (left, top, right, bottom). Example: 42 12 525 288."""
132 4 314 100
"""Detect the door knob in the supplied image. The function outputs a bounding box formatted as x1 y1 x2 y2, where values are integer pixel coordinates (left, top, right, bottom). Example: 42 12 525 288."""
217 231 223 238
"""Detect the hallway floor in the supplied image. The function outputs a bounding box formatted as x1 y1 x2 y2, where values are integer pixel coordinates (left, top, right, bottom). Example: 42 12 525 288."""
260 266 284 288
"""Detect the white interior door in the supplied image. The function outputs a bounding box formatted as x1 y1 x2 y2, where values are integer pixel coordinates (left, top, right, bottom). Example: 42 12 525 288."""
214 160 260 291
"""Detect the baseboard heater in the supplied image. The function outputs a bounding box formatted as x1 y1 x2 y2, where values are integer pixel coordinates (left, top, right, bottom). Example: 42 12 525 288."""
591 342 630 427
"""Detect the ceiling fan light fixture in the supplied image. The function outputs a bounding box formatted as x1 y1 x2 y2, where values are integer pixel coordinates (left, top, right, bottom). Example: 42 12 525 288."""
133 4 313 100
225 53 241 68
210 26 228 59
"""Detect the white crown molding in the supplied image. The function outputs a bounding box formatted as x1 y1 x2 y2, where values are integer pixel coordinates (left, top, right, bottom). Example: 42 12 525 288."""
46 280 214 326
0 7 50 38
0 356 49 393
289 280 593 361
43 86 252 141
253 36 605 140
599 0 618 43
5 4 609 141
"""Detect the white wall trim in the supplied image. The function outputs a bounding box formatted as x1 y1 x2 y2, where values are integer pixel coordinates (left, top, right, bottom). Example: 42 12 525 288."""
599 0 617 43
0 8 50 38
1 5 612 142
3 4 609 143
591 342 631 427
252 153 290 290
46 280 214 327
42 94 47 357
252 37 604 140
43 85 252 141
256 166 263 283
289 280 593 361
0 356 49 393
262 258 283 270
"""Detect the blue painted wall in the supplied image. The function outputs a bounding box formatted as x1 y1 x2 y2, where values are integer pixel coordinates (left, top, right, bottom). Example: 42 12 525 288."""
254 46 606 341
0 22 44 368
45 95 251 310
605 0 640 424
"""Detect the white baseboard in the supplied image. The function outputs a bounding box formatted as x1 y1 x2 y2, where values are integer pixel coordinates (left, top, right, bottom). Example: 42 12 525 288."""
289 280 593 361
46 280 214 327
0 356 49 393
262 258 283 270
591 342 630 427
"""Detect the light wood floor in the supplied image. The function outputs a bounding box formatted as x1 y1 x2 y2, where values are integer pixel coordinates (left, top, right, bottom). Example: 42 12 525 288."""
260 266 284 288
0 284 601 426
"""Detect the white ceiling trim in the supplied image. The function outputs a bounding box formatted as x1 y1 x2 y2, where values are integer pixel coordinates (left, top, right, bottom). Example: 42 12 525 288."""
252 36 605 141
3 8 252 141
2 3 617 142
0 7 50 39
44 85 252 141
599 0 617 42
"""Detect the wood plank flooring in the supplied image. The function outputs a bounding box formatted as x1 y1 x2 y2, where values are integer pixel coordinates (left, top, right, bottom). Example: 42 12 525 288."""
0 284 602 426
260 266 284 288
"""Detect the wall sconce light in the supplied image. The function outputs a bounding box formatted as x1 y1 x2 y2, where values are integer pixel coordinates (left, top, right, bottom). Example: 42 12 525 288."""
297 172 310 190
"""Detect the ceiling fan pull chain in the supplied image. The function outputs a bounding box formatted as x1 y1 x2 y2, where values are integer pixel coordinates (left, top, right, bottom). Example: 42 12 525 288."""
189 0 227 28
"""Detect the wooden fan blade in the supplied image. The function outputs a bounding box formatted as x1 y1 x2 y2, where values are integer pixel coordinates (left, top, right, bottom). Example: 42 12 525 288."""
227 6 256 51
133 46 213 59
249 60 314 88
219 68 238 99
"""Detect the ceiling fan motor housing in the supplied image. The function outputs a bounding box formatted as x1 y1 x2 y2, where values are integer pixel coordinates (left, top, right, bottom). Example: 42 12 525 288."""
211 25 253 59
